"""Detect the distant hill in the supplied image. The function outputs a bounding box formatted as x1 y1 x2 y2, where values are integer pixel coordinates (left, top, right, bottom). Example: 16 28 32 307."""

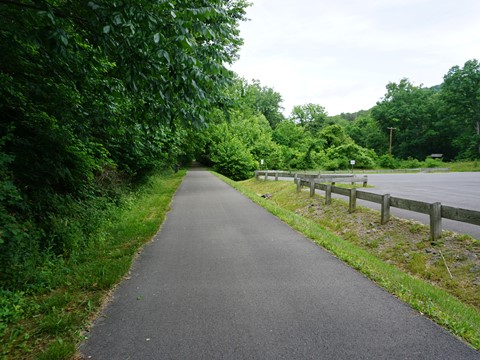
337 109 371 121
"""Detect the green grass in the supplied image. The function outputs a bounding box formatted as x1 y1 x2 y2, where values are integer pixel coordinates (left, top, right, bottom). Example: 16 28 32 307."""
213 172 480 350
320 183 374 189
290 159 479 173
1 170 185 360
449 160 480 172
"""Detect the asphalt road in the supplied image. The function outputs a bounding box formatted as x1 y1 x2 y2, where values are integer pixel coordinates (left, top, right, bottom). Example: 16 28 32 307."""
356 172 480 239
80 169 479 359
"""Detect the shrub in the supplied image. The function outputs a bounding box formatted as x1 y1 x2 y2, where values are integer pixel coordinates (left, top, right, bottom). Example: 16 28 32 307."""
264 144 285 170
211 136 258 180
323 158 342 170
423 157 444 168
377 154 399 169
324 143 377 169
0 146 42 287
399 157 422 169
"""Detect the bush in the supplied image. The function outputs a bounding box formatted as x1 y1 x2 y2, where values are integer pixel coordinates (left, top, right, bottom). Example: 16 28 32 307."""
0 146 42 287
423 157 444 168
324 143 377 169
377 154 399 169
264 144 285 170
211 136 258 180
323 158 342 170
399 157 422 169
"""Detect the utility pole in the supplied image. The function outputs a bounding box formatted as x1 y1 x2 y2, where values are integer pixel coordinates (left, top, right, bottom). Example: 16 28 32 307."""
387 127 396 158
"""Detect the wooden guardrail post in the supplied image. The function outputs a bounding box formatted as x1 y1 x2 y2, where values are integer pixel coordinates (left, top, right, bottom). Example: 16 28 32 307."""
430 202 442 241
264 171 268 181
309 180 315 197
325 185 332 205
275 171 279 181
255 171 259 180
349 188 356 213
363 176 368 187
296 178 301 192
380 194 391 224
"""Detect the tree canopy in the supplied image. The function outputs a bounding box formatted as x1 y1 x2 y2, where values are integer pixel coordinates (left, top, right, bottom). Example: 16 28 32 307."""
370 61 480 161
0 0 248 286
441 59 480 159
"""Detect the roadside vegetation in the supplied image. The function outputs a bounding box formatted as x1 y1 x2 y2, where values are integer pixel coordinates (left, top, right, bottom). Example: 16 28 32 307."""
215 173 480 350
2 0 479 357
1 170 185 359
449 160 480 172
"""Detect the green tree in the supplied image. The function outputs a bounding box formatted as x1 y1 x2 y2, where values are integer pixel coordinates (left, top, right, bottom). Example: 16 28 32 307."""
345 113 388 155
272 120 306 148
319 124 351 148
290 103 328 134
371 79 443 159
231 79 285 128
322 143 377 170
210 136 257 181
441 59 480 159
203 110 283 174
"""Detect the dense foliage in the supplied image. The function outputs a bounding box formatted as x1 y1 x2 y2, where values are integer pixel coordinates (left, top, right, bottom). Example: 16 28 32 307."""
0 0 248 288
365 60 480 161
203 59 479 177
202 78 379 173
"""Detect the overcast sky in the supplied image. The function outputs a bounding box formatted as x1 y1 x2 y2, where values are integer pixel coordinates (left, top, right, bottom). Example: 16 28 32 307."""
229 0 480 116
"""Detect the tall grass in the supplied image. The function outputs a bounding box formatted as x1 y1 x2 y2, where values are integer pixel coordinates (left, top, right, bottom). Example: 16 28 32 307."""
1 170 185 359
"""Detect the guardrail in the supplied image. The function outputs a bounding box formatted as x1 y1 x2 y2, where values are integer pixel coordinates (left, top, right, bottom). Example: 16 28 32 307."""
255 170 368 186
254 170 479 241
318 168 451 174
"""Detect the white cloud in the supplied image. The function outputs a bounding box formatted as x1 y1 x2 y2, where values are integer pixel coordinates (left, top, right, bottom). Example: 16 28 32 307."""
230 0 480 115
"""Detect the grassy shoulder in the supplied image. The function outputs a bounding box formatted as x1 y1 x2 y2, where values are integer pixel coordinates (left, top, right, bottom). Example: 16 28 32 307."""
449 160 480 172
213 172 480 350
296 160 480 173
1 170 185 360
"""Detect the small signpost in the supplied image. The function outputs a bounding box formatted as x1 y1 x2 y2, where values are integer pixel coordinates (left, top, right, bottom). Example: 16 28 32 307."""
350 159 355 173
260 159 264 170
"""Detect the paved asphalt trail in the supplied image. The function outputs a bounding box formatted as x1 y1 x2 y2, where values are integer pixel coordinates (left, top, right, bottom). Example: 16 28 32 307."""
80 169 479 359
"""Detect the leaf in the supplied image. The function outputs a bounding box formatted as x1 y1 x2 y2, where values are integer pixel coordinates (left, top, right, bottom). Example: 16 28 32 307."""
148 15 157 25
157 50 170 65
113 15 122 25
153 33 160 44
103 25 111 34
88 1 100 10
60 34 68 46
